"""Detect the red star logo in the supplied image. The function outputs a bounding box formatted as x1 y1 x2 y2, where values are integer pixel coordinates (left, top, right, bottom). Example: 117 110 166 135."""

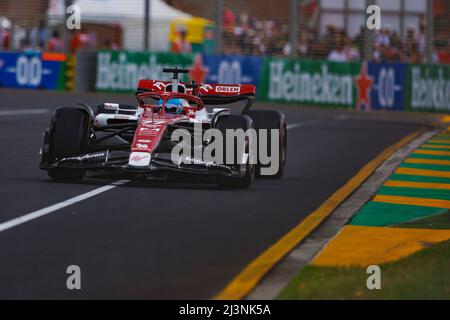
189 54 208 84
355 62 374 110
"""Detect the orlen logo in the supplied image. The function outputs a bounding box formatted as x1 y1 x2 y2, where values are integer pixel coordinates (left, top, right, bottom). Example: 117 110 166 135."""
216 86 240 93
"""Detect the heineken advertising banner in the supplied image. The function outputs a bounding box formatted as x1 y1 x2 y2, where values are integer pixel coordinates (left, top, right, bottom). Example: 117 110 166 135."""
407 64 450 112
258 58 362 108
96 51 194 92
94 50 450 113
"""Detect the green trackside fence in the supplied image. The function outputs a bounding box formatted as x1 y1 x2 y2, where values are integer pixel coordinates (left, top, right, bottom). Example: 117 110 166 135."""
93 50 450 113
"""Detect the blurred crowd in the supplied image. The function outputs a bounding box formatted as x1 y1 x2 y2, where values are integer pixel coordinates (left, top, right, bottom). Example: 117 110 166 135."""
0 18 118 54
0 20 65 52
2 9 450 65
221 9 450 64
1 27 122 54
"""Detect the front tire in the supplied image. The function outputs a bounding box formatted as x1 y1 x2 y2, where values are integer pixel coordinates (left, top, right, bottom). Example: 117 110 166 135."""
214 115 255 189
47 108 90 181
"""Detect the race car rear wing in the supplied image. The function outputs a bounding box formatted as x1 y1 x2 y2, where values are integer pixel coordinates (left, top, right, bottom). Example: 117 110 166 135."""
137 79 256 112
136 67 256 112
137 79 255 97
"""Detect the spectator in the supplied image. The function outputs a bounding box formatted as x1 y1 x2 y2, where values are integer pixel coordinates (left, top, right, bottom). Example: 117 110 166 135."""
384 32 404 62
417 19 427 55
372 42 382 62
282 42 293 56
328 38 348 62
29 20 46 50
323 24 337 50
171 28 192 54
437 41 450 64
70 32 97 54
223 8 235 32
375 27 390 47
344 36 360 61
222 7 235 52
234 14 250 54
403 27 422 63
104 38 120 50
406 42 422 64
298 31 309 57
0 24 10 50
47 30 63 52
282 31 309 57
38 20 48 49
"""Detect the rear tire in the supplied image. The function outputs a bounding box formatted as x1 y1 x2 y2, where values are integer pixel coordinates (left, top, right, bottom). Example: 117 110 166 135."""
244 110 287 179
214 115 255 189
47 108 90 181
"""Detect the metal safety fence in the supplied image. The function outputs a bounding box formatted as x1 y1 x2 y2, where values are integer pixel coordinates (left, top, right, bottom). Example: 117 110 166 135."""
0 0 448 65
205 0 449 64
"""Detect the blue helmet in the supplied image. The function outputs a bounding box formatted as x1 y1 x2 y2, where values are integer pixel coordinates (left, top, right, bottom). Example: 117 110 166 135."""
158 98 188 114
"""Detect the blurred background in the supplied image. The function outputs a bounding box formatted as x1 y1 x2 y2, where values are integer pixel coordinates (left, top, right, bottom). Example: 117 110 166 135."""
0 0 448 64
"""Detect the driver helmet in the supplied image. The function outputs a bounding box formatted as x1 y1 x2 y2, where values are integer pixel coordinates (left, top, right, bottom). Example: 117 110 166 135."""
158 98 189 114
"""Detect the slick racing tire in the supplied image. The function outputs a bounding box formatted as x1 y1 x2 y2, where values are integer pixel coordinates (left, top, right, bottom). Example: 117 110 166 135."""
215 115 255 189
244 110 287 179
47 108 89 181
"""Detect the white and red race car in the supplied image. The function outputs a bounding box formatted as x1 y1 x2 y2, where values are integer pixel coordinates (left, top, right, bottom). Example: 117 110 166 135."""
40 68 287 188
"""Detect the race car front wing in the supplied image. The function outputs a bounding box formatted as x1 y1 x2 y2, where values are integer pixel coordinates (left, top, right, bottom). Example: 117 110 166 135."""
40 150 241 178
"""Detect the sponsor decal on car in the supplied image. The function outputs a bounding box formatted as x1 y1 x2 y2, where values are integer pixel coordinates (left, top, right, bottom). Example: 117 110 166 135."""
61 152 106 162
104 103 119 109
153 81 165 90
215 86 240 93
181 156 231 171
136 143 149 150
200 84 213 92
139 127 161 134
142 121 166 126
114 115 134 120
128 152 151 167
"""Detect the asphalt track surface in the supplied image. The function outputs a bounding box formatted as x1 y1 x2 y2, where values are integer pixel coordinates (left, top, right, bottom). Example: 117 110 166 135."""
0 89 438 299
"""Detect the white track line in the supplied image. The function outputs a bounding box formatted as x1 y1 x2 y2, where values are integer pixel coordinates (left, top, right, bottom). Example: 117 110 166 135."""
287 123 304 130
0 109 50 116
0 180 129 233
287 120 320 130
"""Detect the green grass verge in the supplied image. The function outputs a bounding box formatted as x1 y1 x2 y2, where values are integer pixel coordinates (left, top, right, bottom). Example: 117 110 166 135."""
393 211 450 230
278 239 450 300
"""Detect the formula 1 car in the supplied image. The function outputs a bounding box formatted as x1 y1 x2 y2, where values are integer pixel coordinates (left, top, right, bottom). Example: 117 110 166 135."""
39 68 287 188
